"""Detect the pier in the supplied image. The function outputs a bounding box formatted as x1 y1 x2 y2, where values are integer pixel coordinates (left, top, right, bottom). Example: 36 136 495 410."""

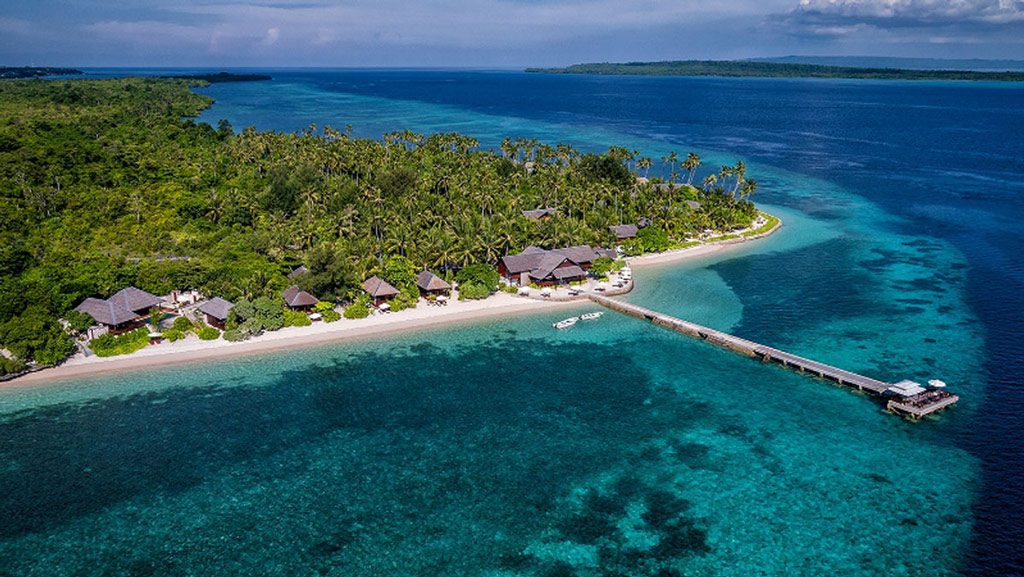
587 295 959 419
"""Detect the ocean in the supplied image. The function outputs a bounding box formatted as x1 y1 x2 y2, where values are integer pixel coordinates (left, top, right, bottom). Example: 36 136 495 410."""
0 69 1021 576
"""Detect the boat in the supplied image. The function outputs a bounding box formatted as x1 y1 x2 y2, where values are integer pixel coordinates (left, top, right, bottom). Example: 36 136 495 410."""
580 312 603 321
553 317 579 329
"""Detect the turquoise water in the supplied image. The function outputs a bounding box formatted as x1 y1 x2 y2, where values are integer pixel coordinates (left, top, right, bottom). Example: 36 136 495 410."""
0 70 1001 576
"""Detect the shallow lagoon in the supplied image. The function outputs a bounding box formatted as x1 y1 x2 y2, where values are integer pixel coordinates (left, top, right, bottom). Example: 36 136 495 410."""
0 70 1007 576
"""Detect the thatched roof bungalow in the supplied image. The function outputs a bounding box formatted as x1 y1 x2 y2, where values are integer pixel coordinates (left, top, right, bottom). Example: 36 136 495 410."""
199 297 235 329
74 286 162 333
498 245 614 286
362 276 400 306
416 270 451 296
609 224 639 241
282 285 318 310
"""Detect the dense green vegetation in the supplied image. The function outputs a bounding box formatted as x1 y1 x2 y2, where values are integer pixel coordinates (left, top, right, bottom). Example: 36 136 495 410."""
0 77 758 366
161 72 272 83
527 60 1024 81
0 67 82 79
90 328 149 357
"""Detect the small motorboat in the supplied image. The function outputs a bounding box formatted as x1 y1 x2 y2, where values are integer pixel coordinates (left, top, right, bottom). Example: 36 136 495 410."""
553 317 579 329
580 312 603 321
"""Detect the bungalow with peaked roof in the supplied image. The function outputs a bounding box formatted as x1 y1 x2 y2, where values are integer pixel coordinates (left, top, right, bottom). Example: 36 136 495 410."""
363 276 400 307
498 245 615 286
199 297 235 329
74 286 163 335
609 224 639 241
522 208 558 221
288 265 310 279
282 285 318 311
416 270 451 298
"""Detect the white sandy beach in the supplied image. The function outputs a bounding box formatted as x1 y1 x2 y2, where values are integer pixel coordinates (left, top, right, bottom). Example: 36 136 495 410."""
9 215 781 386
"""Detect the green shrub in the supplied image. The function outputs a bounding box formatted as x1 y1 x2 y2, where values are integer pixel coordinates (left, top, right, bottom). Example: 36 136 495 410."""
590 256 615 277
0 356 26 376
314 301 335 313
321 309 341 323
161 328 185 342
284 308 312 327
501 284 518 294
456 264 499 292
172 316 194 331
91 328 149 357
458 282 491 300
344 302 370 319
198 326 220 340
65 310 96 333
223 329 248 342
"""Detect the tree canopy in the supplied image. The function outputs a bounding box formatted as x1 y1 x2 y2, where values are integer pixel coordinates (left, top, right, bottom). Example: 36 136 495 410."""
0 77 758 365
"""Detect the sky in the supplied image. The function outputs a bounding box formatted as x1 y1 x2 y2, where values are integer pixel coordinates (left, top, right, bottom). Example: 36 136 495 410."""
2 0 1024 67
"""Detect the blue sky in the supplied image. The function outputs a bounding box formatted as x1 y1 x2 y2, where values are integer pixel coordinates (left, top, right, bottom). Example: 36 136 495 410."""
2 0 1024 67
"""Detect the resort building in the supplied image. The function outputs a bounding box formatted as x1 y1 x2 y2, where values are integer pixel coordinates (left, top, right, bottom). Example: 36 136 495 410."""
74 286 163 335
288 265 309 280
498 245 615 286
609 224 639 241
282 285 318 311
522 208 558 221
199 297 235 330
362 276 400 307
416 270 451 298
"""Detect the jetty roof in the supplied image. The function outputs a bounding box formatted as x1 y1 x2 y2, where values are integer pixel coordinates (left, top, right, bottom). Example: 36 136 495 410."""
282 285 318 308
362 276 400 298
199 297 235 321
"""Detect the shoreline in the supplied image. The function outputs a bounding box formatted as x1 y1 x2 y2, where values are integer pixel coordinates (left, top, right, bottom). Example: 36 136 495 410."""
6 214 781 388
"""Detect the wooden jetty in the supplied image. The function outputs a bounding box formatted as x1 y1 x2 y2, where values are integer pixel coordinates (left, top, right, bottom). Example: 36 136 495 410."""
587 294 959 419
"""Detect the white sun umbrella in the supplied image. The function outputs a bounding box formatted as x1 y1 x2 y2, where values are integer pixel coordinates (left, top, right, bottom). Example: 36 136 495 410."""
540 287 552 296
379 302 391 311
517 286 530 296
928 379 947 388
436 295 448 302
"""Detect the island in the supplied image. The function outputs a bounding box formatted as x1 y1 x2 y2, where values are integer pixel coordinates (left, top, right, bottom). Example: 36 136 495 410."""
0 67 82 79
527 60 1024 82
0 77 774 382
160 72 272 83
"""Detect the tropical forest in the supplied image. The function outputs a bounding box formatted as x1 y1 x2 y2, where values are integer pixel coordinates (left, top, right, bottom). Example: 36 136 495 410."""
0 77 759 369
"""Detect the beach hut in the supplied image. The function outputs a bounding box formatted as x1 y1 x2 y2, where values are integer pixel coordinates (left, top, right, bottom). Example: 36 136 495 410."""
416 270 451 298
282 285 318 311
288 265 310 279
362 276 400 307
199 297 235 329
498 245 616 286
522 208 558 221
74 286 163 335
609 224 639 241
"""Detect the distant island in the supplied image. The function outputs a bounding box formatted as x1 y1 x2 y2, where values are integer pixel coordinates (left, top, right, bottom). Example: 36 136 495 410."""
161 72 272 83
526 60 1024 82
0 67 82 79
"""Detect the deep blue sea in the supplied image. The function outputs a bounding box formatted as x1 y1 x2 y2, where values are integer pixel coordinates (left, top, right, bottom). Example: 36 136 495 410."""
1 69 1022 576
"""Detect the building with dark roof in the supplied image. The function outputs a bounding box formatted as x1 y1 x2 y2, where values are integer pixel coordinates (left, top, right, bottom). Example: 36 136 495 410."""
199 297 235 329
74 286 163 333
498 245 615 286
282 286 319 310
609 224 639 241
416 270 451 297
522 208 558 221
362 276 400 306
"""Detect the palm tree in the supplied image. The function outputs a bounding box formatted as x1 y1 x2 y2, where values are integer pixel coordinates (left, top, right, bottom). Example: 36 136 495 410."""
683 152 701 185
637 157 653 179
662 151 679 184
